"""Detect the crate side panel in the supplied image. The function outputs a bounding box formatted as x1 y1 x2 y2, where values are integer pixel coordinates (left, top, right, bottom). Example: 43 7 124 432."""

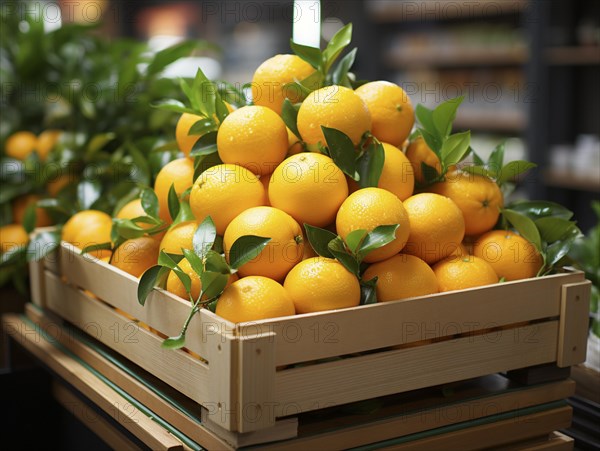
558 281 591 367
44 271 211 405
274 321 559 416
56 243 222 359
240 272 582 366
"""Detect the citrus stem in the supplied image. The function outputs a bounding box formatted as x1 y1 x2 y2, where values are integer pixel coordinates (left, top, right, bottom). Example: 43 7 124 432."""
178 291 219 338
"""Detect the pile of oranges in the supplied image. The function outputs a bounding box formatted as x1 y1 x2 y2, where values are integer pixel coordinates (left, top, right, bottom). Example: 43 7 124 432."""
1 49 543 326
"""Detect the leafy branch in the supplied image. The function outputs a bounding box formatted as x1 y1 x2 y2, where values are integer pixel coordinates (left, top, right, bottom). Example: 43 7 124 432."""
304 223 400 304
137 216 270 349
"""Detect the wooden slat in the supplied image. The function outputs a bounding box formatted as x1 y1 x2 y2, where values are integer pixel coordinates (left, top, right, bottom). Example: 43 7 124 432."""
28 259 46 307
557 281 591 367
25 304 233 451
274 321 559 417
236 332 277 432
52 243 235 359
43 271 212 407
383 406 572 451
52 380 142 451
259 379 575 450
237 271 584 366
3 314 184 451
490 431 574 450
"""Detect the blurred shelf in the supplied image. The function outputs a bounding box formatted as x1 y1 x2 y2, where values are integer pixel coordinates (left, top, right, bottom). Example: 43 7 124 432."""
453 110 527 132
544 169 600 192
545 46 600 66
384 48 528 68
368 0 527 23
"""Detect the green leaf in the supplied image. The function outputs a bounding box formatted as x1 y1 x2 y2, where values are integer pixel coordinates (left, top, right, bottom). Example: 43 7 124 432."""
228 235 271 269
496 161 537 185
86 133 116 159
140 187 160 219
182 248 204 277
472 150 485 167
360 277 378 305
77 180 102 210
535 217 578 243
193 152 223 181
290 39 322 70
127 142 151 185
323 23 353 73
462 165 494 179
281 99 300 138
200 271 229 299
345 229 368 254
167 184 180 222
546 226 580 268
23 204 36 234
359 225 399 260
441 131 471 167
421 162 442 185
193 216 217 259
158 251 185 269
322 126 357 179
503 209 542 252
487 142 505 175
332 47 357 87
138 265 170 306
81 242 112 255
328 237 360 276
147 40 199 76
415 104 435 134
204 250 230 274
432 96 464 138
507 200 574 220
112 218 147 240
188 118 218 136
189 131 218 157
172 200 195 224
420 129 443 155
304 224 337 258
1 246 26 267
26 230 60 262
356 140 385 188
151 99 197 114
161 333 186 350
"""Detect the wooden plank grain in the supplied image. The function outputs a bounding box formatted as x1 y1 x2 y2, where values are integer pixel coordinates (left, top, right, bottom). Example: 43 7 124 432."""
274 321 559 417
557 281 591 367
237 271 584 366
43 272 212 406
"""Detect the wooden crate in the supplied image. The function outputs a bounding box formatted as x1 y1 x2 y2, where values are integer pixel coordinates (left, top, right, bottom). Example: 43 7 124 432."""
3 309 578 450
29 241 591 439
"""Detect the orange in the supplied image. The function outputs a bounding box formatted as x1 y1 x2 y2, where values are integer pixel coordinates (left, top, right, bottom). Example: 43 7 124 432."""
269 153 348 227
251 54 315 115
223 206 304 281
116 199 165 241
297 85 372 147
473 230 543 281
355 81 414 147
166 259 238 301
159 221 198 255
406 137 441 185
403 193 465 265
5 131 37 160
336 187 410 263
153 158 195 224
376 142 415 201
175 106 234 157
216 276 295 323
0 224 29 254
12 194 53 227
36 129 62 160
175 113 205 157
432 255 498 292
62 210 112 246
189 164 266 235
111 236 160 278
363 254 438 302
284 257 361 313
430 171 503 236
46 173 75 197
217 105 288 176
259 174 271 205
